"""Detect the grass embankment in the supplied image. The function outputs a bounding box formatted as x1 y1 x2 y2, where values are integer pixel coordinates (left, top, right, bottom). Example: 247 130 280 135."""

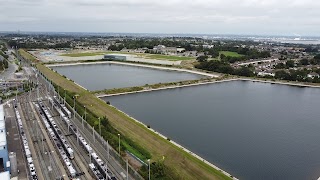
94 79 212 96
22 49 232 180
18 49 39 62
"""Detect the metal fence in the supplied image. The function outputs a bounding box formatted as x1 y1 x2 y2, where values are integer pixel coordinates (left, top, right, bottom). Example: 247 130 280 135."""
50 86 144 180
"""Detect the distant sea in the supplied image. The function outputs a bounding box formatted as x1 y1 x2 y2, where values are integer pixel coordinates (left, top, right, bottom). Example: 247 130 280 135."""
276 39 320 45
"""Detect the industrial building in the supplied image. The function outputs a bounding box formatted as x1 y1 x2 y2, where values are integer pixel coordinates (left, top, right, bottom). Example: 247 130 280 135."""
103 54 126 61
0 104 9 173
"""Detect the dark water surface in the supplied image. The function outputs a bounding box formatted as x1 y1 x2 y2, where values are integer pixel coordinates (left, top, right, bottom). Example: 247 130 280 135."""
103 81 320 179
51 63 204 91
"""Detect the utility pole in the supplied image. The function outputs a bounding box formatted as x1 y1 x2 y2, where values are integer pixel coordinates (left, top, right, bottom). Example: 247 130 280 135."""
107 140 109 159
126 159 128 180
98 117 101 135
118 134 121 155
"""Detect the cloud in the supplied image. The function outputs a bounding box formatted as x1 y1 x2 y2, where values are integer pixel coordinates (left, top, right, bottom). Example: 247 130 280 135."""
0 0 319 35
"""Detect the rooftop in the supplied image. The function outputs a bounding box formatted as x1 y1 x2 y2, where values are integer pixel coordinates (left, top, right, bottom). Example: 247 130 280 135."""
0 105 6 147
0 171 10 180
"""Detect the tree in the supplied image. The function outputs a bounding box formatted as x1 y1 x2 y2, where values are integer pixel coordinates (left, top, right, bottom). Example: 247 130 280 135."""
286 60 295 68
305 47 318 53
100 116 110 127
275 70 290 80
235 66 254 77
220 54 226 60
207 49 219 58
196 55 208 62
314 54 320 60
275 63 286 69
310 55 320 65
300 59 309 65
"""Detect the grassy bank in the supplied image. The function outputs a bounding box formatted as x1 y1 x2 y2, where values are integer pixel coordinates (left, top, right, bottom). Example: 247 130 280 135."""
21 49 232 180
18 49 39 62
94 79 213 96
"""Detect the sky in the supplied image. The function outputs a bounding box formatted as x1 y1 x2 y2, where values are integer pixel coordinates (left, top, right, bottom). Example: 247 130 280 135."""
0 0 319 36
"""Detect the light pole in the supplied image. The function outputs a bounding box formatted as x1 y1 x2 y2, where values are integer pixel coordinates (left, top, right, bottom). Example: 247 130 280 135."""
84 106 87 121
64 89 66 105
83 105 86 128
148 159 151 180
107 140 109 159
118 134 121 155
73 94 79 120
98 117 101 135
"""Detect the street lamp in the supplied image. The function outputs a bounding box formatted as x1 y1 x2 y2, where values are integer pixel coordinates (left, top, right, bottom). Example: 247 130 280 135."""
83 105 86 128
84 106 87 121
148 159 151 180
64 89 66 104
73 94 79 120
98 117 101 135
118 134 121 155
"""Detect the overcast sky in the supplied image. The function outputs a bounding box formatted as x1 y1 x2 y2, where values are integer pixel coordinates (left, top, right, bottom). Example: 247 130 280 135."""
0 0 319 36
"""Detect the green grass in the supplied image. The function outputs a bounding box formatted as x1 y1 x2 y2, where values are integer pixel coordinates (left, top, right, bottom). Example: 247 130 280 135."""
60 52 109 57
122 141 147 161
219 51 244 57
60 51 138 57
145 54 194 61
18 49 38 62
61 51 194 61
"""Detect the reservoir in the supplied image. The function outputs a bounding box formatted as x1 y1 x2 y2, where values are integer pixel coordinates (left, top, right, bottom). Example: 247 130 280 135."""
51 63 205 91
103 80 320 180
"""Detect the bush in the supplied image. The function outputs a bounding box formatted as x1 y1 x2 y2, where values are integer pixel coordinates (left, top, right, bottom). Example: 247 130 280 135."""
52 82 152 160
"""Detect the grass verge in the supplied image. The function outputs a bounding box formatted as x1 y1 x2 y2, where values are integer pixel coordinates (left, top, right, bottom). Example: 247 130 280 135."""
94 79 212 96
18 49 39 62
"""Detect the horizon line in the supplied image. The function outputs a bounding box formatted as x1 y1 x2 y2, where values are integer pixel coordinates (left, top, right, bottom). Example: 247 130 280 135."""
1 30 320 38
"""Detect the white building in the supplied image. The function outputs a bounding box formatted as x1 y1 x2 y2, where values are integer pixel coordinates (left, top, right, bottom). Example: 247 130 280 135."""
307 72 320 79
0 105 9 173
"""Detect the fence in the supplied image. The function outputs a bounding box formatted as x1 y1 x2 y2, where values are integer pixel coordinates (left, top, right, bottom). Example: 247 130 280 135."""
38 71 144 180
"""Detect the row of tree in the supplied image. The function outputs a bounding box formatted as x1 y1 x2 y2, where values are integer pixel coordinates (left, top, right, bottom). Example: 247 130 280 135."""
7 40 72 49
195 60 255 77
275 54 320 69
109 39 271 62
274 69 320 83
299 54 320 65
